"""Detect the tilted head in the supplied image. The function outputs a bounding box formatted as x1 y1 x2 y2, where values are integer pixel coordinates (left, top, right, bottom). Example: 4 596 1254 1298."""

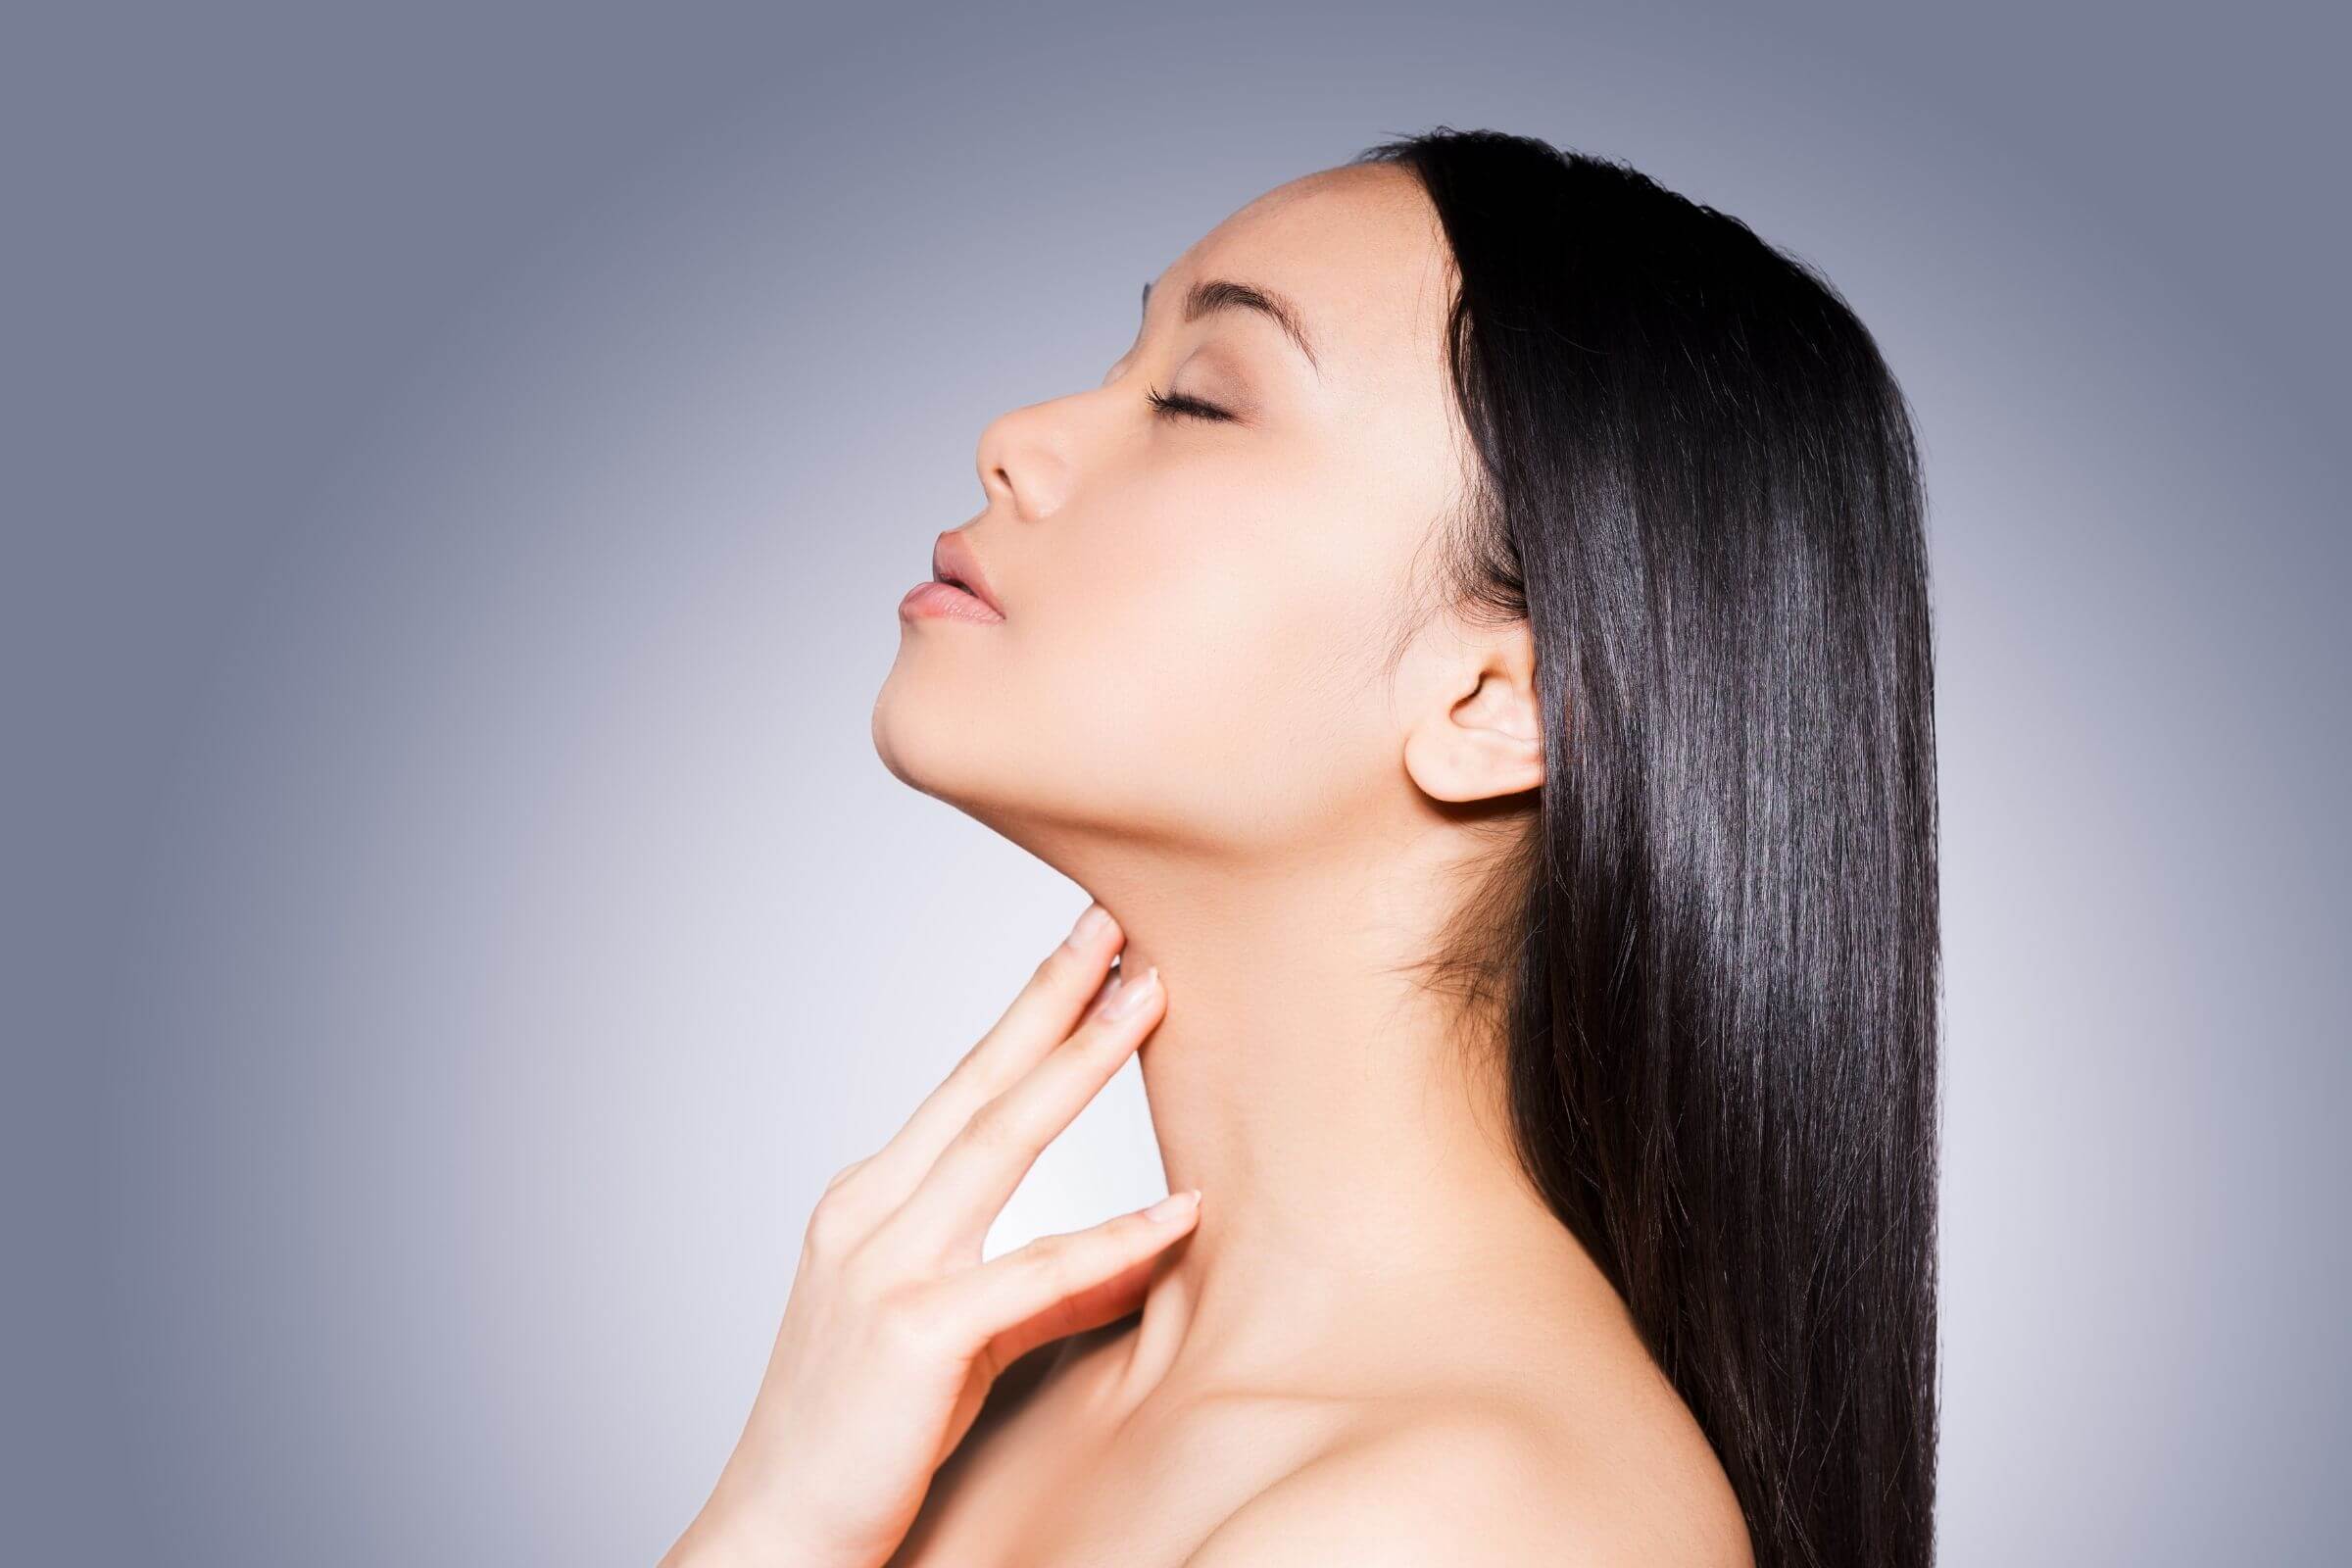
873 157 1544 862
876 127 1939 1568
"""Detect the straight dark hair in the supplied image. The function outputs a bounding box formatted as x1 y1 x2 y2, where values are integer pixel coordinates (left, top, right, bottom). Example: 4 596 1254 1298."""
1355 128 1940 1568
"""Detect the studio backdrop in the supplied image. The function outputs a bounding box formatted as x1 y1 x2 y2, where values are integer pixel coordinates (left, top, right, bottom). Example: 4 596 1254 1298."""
8 2 2345 1564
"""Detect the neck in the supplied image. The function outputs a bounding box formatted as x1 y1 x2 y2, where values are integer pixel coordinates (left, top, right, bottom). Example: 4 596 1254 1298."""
1049 821 1613 1408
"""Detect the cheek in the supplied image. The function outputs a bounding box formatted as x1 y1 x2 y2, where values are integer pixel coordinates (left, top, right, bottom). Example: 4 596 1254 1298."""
874 450 1432 849
1014 478 1401 838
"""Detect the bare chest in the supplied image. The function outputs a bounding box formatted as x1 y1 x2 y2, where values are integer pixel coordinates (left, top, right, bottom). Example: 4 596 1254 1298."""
884 1383 1348 1568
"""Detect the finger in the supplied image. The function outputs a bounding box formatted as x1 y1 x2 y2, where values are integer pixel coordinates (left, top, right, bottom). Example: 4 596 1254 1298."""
852 903 1124 1210
939 1189 1202 1370
879 964 1165 1260
985 1245 1163 1373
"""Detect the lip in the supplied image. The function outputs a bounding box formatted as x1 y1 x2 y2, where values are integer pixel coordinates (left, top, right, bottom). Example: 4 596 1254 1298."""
919 530 1006 620
900 579 1005 624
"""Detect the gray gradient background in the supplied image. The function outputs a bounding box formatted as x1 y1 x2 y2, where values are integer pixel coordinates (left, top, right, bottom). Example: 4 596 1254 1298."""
8 2 2345 1563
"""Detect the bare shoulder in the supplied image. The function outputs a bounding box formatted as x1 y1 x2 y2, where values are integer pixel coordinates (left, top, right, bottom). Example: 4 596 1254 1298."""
1176 1391 1754 1568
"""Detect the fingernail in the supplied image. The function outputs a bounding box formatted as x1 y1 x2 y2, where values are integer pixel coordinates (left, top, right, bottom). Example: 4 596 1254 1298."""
1101 963 1159 1021
1064 903 1114 953
1144 1188 1200 1224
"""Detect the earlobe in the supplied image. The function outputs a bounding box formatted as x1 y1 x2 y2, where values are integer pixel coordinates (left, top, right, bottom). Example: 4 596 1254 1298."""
1400 626 1546 805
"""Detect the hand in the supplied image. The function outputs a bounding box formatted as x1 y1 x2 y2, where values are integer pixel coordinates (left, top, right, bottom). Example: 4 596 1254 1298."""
661 903 1198 1568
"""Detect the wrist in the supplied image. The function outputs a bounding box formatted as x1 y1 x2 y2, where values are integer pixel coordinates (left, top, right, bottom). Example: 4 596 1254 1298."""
659 1513 808 1568
661 1505 866 1568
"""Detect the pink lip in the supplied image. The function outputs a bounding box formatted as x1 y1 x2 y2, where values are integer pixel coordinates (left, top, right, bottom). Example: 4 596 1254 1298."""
928 530 1006 618
900 579 1006 624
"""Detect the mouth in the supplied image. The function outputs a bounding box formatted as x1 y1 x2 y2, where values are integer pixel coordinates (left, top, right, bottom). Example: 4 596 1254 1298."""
925 530 1006 619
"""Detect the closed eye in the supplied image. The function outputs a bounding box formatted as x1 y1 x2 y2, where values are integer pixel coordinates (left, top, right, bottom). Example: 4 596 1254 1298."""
1145 385 1233 423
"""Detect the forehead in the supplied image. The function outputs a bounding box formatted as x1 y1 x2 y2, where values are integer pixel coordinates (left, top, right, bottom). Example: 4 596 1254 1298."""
1153 164 1455 386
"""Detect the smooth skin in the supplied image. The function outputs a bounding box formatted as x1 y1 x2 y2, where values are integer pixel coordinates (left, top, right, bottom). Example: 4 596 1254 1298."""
662 906 1191 1568
665 161 1753 1567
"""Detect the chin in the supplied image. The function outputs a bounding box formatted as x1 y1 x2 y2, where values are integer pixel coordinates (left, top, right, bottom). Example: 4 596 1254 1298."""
869 664 935 792
871 663 1006 805
873 675 1126 873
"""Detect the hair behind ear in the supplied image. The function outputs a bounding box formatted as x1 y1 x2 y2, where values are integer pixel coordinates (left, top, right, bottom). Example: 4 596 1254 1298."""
1359 124 1941 1568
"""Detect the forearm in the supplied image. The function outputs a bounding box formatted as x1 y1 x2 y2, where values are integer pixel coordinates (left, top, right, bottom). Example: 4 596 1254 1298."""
659 1508 875 1568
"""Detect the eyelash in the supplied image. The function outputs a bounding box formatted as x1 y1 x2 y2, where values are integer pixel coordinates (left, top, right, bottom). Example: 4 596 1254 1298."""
1145 384 1233 423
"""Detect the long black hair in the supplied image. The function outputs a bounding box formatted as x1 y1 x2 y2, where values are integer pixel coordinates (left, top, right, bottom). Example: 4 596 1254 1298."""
1356 128 1940 1568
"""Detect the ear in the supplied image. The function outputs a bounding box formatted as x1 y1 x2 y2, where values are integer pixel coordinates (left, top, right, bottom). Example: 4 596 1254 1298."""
1400 617 1546 804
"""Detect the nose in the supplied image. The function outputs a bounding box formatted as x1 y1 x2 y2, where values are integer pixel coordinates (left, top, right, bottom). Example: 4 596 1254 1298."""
973 397 1076 522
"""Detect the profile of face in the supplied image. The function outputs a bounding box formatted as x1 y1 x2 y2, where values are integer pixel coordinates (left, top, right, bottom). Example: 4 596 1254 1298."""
871 162 1544 869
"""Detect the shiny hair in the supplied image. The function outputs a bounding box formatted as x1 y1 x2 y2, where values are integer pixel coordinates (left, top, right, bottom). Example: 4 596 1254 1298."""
1356 126 1941 1568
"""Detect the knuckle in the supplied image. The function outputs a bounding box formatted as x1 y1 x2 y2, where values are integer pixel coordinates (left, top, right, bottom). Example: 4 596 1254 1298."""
941 1040 1006 1104
804 1182 871 1258
947 1036 990 1082
1031 943 1077 986
1028 941 1095 997
877 1284 957 1359
959 1097 1026 1155
835 1238 900 1303
1017 1233 1080 1297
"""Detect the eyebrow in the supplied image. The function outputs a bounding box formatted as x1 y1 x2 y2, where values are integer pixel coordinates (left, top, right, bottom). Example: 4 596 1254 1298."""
1139 276 1322 378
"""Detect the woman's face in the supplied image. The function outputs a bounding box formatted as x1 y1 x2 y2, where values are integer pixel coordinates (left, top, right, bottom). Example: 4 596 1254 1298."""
872 163 1480 860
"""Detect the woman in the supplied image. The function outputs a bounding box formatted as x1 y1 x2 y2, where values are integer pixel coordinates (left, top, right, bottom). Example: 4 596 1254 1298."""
662 125 1939 1568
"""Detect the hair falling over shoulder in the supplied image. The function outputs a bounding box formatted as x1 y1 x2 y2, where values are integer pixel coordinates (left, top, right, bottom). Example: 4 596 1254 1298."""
1362 126 1941 1568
